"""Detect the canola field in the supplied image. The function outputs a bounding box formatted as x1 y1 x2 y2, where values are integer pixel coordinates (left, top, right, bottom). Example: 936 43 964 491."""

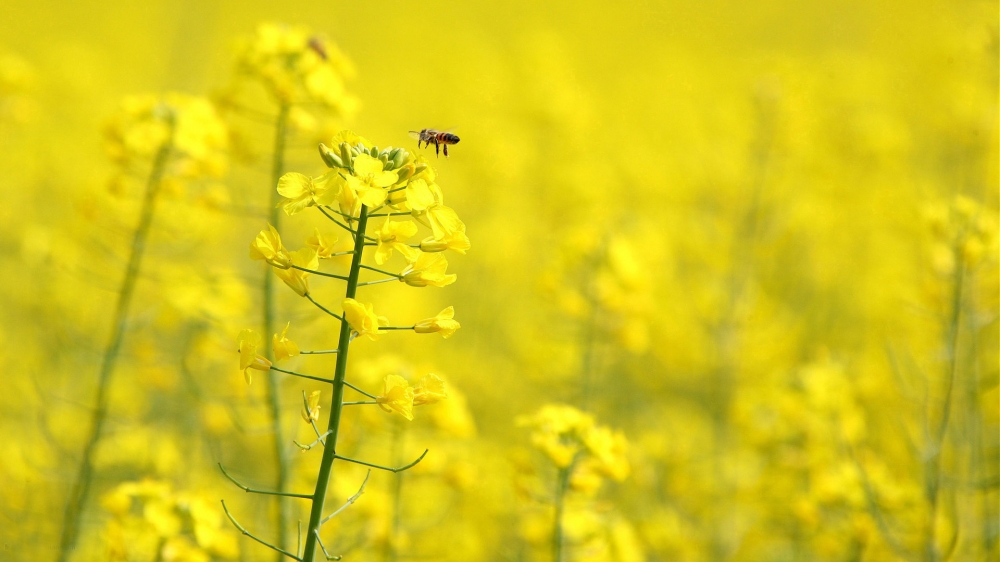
0 1 997 561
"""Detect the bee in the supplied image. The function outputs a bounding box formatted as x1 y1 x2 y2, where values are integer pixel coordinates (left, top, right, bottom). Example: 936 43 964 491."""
307 36 327 60
409 129 460 158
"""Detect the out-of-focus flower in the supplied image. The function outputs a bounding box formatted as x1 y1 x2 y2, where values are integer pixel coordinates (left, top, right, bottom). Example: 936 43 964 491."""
413 374 447 406
413 306 461 338
376 375 414 420
272 322 300 361
237 329 271 384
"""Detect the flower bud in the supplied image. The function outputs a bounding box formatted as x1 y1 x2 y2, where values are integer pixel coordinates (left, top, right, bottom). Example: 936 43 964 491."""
369 146 380 158
339 142 354 167
318 143 344 168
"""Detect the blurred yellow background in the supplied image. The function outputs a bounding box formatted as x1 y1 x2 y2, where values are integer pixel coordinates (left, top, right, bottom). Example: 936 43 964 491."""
0 0 996 561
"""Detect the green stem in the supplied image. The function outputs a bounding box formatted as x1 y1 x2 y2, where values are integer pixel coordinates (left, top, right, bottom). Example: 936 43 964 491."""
553 466 570 562
58 138 173 562
301 204 371 561
924 256 965 562
264 101 292 556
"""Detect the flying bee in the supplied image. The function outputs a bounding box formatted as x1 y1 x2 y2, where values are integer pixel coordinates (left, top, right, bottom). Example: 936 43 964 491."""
307 36 327 60
409 129 460 158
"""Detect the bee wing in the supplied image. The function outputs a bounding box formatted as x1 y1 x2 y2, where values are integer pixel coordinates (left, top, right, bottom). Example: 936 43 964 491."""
408 131 423 140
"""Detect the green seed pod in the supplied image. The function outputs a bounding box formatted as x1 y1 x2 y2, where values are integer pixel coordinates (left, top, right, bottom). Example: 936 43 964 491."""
318 143 344 168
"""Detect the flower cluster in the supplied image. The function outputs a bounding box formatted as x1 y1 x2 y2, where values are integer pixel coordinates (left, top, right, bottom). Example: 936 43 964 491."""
228 22 356 116
923 195 998 275
103 93 228 192
101 479 239 561
518 404 630 486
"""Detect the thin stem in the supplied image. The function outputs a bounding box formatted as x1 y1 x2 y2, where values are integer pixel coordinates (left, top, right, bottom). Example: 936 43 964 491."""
291 265 349 281
331 449 428 474
317 207 376 241
357 278 400 287
359 264 403 279
343 401 377 406
315 531 342 561
219 463 313 499
306 294 345 321
58 137 173 562
270 365 335 385
295 431 332 451
301 204 371 562
924 257 965 562
301 349 340 355
320 470 372 525
553 466 570 562
367 212 412 217
264 101 294 556
343 380 377 400
221 500 302 561
380 326 416 331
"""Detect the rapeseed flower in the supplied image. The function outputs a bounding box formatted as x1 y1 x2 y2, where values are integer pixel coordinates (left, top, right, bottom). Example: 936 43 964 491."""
401 252 456 287
272 322 300 361
249 224 291 268
343 298 388 340
413 307 461 338
376 375 414 421
237 329 271 384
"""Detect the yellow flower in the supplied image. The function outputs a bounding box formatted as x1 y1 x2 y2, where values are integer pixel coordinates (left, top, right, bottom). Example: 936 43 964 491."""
413 374 447 406
237 329 271 384
272 322 300 361
305 228 338 258
418 231 471 254
276 171 336 215
249 224 291 268
400 252 456 287
406 179 466 240
273 247 318 297
346 153 396 208
374 219 419 265
376 375 414 421
342 298 388 340
302 390 321 423
413 306 461 338
584 426 630 481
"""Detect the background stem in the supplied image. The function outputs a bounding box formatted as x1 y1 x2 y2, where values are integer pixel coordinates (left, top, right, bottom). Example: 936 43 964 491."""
263 102 292 557
57 139 173 562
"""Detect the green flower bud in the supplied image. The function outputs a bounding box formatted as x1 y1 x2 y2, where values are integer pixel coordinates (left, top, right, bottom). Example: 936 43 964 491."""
339 142 354 167
369 146 379 158
391 149 408 170
378 153 390 167
318 143 344 168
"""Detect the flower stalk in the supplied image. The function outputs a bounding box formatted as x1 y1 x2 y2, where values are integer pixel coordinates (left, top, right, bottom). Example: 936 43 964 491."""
58 134 173 562
300 203 370 561
264 101 294 555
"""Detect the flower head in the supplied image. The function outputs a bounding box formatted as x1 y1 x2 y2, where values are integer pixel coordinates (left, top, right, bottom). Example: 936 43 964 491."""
401 252 456 288
413 306 461 338
272 322 300 361
237 329 271 384
273 247 318 296
376 375 414 421
342 298 388 340
346 153 397 208
277 171 337 216
305 228 338 258
302 390 322 423
249 224 291 268
375 220 419 265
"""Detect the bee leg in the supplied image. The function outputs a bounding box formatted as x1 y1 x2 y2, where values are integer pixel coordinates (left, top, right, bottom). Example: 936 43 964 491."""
443 144 449 158
435 140 440 157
